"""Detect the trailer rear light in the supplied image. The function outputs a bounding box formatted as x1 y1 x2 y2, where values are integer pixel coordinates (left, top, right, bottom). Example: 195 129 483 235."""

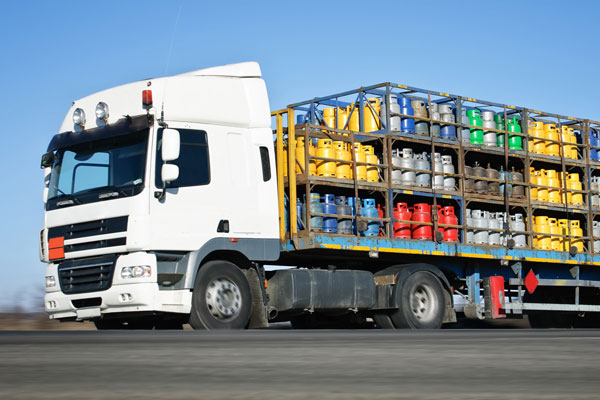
142 90 153 107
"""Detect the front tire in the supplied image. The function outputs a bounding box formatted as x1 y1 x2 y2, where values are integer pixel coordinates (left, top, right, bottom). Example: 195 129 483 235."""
189 260 252 330
390 271 445 329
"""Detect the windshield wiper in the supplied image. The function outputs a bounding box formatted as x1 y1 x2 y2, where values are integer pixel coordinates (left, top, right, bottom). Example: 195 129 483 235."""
94 185 131 199
53 190 82 206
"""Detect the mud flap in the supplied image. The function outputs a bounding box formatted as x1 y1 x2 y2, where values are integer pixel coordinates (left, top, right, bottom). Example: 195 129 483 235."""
243 268 268 329
443 289 457 323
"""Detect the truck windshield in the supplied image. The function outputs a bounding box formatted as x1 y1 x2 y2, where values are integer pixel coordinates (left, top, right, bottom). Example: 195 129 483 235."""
47 129 148 207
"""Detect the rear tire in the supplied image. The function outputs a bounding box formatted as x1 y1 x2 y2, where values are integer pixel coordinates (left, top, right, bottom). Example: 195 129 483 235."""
189 260 252 330
390 271 445 329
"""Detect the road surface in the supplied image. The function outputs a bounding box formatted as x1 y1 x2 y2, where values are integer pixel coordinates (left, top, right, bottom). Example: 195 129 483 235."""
1 330 599 399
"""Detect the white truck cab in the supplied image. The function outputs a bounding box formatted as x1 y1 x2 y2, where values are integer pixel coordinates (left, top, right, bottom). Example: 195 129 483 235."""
41 62 280 329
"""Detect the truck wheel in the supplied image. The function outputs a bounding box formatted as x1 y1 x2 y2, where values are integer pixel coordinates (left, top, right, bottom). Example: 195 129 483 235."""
189 260 252 330
390 271 445 329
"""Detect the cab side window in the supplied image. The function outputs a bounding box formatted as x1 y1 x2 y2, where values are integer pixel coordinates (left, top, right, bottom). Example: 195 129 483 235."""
155 129 210 188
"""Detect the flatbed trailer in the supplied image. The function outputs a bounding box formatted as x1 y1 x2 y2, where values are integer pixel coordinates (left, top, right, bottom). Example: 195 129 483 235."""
270 81 600 327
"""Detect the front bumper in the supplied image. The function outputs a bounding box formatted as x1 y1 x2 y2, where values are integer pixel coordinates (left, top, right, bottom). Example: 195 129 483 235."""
44 251 192 321
45 283 192 320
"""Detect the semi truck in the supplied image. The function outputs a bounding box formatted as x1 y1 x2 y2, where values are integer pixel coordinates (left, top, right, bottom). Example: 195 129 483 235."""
41 62 600 329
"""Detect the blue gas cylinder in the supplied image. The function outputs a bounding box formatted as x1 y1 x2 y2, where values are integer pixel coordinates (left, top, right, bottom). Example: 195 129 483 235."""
440 125 456 140
361 198 379 237
284 196 289 233
590 129 600 162
322 194 337 233
303 193 323 232
335 196 353 234
347 197 360 234
398 97 415 134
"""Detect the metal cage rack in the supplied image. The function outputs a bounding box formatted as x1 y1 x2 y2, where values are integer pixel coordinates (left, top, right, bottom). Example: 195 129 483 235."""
272 81 600 266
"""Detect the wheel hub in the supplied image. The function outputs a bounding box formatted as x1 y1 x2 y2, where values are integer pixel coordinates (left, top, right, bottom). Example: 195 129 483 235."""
205 278 242 320
410 284 438 322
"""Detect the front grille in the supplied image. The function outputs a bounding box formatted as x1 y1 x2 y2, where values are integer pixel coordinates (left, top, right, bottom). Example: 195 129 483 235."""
58 256 116 294
49 216 128 240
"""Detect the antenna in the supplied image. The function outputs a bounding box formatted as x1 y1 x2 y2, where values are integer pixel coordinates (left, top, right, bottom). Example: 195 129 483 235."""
161 2 184 122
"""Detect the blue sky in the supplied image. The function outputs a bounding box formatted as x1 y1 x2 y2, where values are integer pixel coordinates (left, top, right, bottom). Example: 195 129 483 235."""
1 1 599 310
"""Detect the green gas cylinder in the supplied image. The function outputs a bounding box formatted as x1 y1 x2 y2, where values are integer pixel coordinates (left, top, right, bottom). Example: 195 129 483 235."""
495 114 505 147
507 117 522 150
467 109 483 145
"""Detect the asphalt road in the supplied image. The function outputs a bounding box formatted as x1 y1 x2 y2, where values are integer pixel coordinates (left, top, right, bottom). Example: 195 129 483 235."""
1 330 600 400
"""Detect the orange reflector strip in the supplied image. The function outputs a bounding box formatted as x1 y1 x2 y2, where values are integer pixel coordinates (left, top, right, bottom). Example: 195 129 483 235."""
229 238 238 242
48 237 64 249
49 247 65 260
264 279 268 288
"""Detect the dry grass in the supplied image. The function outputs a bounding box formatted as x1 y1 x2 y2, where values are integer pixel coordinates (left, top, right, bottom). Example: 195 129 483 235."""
0 313 95 331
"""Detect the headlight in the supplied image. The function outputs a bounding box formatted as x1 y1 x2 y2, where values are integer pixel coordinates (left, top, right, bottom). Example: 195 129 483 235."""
73 108 86 126
95 102 109 120
45 276 56 288
121 265 151 279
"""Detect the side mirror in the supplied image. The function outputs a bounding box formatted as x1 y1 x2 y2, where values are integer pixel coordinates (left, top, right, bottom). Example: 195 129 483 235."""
161 163 179 183
41 151 56 169
162 129 180 162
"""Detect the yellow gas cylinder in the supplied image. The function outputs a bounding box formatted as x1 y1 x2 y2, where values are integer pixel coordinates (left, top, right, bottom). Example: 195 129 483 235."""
353 143 367 181
295 137 306 175
348 99 381 133
348 104 359 132
308 140 317 175
338 107 350 132
535 216 552 250
558 219 570 251
536 169 549 202
570 220 584 252
532 217 538 248
561 126 576 159
530 167 538 200
316 139 336 177
363 98 381 133
567 173 583 205
364 145 379 182
549 218 561 251
334 141 351 179
546 169 561 203
323 108 336 132
544 123 560 157
528 121 545 154
568 130 578 159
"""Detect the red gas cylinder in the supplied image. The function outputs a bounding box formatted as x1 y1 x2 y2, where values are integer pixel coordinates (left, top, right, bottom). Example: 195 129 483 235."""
411 203 432 240
435 205 444 235
393 203 412 239
440 206 458 242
